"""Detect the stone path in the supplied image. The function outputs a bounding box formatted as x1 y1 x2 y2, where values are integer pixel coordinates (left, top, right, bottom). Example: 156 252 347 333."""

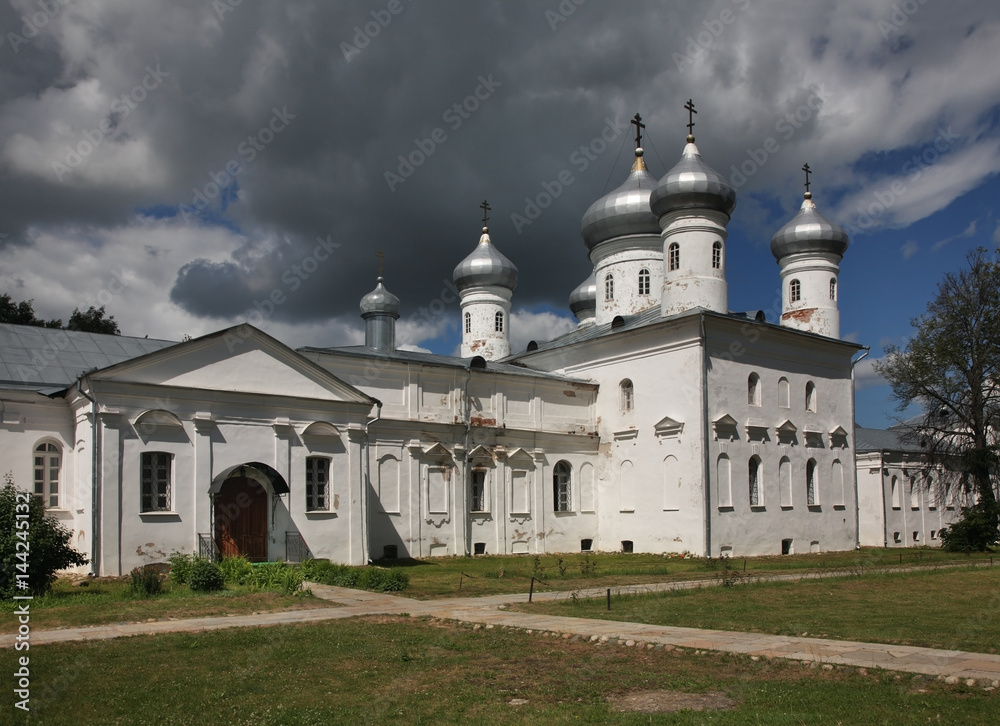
5 580 1000 686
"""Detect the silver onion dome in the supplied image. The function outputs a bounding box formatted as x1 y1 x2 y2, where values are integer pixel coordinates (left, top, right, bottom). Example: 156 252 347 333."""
770 194 849 260
649 141 736 218
580 150 660 251
453 228 519 292
568 271 597 318
360 276 400 318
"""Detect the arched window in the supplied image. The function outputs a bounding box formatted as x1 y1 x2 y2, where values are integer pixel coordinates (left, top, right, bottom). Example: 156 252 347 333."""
832 459 845 506
749 455 762 507
33 442 60 508
604 273 614 301
494 311 504 332
668 243 680 271
471 469 487 513
747 372 761 406
909 476 919 508
620 379 634 412
891 475 900 508
717 454 732 507
805 381 817 412
638 268 650 295
712 241 722 269
778 377 790 408
829 277 837 301
779 457 792 506
806 458 818 506
790 278 801 303
553 461 572 512
464 312 471 334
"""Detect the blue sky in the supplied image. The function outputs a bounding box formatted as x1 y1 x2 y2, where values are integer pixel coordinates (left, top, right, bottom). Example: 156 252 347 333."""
1 0 999 429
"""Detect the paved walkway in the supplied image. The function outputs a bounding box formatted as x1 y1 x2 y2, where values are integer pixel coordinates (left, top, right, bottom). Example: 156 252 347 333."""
5 580 1000 686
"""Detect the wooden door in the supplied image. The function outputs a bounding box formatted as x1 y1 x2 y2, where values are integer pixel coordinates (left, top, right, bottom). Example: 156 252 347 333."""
215 476 268 561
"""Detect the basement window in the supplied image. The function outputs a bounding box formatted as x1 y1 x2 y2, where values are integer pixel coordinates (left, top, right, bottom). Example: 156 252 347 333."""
621 540 633 553
581 538 593 552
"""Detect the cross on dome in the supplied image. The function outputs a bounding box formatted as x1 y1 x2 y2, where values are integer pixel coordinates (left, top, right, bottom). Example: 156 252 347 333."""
802 163 812 199
631 113 645 149
375 249 386 276
684 99 697 142
480 199 491 229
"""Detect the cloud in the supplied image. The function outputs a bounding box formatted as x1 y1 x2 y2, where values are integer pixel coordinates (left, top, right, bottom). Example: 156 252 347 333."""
932 219 978 251
509 309 577 353
855 355 887 392
901 240 919 259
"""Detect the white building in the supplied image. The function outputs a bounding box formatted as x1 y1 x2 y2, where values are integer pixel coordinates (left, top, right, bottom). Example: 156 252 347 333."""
0 117 872 574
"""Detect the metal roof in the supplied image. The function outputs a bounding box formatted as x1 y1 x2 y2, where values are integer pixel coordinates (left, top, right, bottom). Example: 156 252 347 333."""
854 425 925 453
0 323 177 391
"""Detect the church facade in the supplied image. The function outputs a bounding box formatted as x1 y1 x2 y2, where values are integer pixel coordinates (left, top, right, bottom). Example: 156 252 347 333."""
0 115 871 574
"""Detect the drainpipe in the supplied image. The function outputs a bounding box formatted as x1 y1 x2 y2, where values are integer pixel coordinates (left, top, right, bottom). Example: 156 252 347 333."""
880 449 888 548
851 346 870 549
700 313 712 558
363 399 383 565
463 362 473 557
76 379 100 576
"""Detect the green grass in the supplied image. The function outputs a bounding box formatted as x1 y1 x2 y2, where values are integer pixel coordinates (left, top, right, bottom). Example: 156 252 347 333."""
18 617 998 725
517 565 1000 653
386 547 995 599
0 577 330 633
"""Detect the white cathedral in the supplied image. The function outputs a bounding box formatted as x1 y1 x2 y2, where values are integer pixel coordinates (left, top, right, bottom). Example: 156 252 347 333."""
2 113 877 574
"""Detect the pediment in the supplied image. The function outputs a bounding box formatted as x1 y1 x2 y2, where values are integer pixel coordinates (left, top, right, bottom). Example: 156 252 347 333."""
91 325 372 405
301 421 341 438
133 409 183 430
468 444 494 461
714 414 738 428
653 415 684 439
776 419 797 434
422 442 452 458
505 447 533 461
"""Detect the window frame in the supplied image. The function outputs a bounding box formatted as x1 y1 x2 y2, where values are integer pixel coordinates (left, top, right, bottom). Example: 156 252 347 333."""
604 273 614 301
141 451 172 513
470 468 487 513
790 278 801 303
806 458 818 506
638 267 650 296
33 441 61 509
805 381 817 412
305 456 331 512
712 241 722 269
747 372 761 406
749 455 762 507
620 379 634 412
668 243 680 272
829 277 837 301
553 460 572 512
494 311 504 333
464 311 471 334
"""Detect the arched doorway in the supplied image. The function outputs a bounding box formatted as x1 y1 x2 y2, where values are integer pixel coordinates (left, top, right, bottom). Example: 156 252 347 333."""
215 475 268 561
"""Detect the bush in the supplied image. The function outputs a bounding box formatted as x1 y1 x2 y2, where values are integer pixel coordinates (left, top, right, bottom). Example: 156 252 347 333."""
299 559 407 592
188 559 225 592
0 472 88 598
127 566 164 597
940 503 1000 552
218 554 254 586
167 552 195 585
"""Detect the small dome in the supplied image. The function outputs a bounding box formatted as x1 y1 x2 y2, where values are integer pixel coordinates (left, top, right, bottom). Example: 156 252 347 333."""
453 228 519 292
568 271 597 318
770 195 849 260
649 142 736 218
360 277 400 318
580 151 660 251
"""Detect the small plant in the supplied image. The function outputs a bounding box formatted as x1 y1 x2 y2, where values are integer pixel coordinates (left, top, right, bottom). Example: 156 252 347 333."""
531 556 544 577
188 558 225 592
556 557 567 576
497 565 505 579
718 556 745 588
126 566 164 597
218 554 254 586
579 554 596 576
167 552 195 585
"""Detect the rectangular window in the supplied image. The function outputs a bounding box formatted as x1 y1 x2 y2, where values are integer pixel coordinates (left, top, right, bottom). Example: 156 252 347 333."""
141 452 172 512
306 457 330 511
471 470 487 512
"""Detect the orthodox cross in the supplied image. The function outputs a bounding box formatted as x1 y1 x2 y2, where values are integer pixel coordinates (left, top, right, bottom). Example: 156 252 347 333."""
684 99 697 137
480 199 491 227
631 113 645 149
802 163 812 194
375 249 385 276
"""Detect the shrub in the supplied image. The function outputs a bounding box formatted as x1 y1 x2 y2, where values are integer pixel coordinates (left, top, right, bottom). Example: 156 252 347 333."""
218 554 254 586
298 559 407 592
359 567 408 592
188 559 225 592
127 566 164 597
167 552 195 585
940 503 1000 552
0 472 88 598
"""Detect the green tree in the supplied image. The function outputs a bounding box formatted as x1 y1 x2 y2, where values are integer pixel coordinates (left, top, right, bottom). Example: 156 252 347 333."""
66 305 120 335
0 294 61 328
875 247 1000 549
0 472 89 597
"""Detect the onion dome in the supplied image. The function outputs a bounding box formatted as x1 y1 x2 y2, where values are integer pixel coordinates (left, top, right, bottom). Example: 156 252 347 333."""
360 276 400 318
453 227 519 292
580 149 660 251
649 141 736 218
770 192 849 260
568 271 597 319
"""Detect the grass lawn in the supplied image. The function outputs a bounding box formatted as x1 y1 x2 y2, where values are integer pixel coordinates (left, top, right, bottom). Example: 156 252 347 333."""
517 565 1000 653
387 547 995 599
0 578 330 634
18 617 998 725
